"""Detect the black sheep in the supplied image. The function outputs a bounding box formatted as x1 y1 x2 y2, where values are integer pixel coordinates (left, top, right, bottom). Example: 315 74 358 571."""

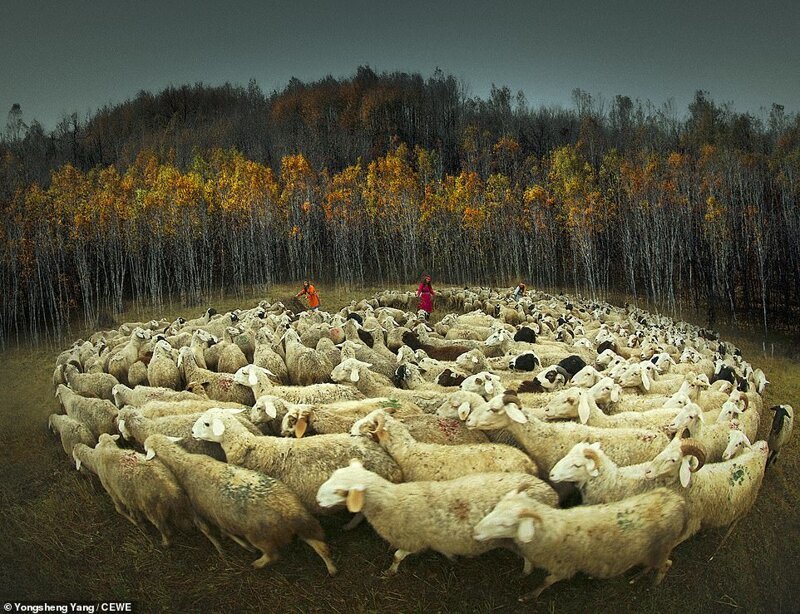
509 352 540 371
557 355 587 378
514 326 537 343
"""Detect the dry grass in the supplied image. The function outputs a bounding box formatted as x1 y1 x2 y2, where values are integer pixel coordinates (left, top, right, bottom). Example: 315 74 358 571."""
1 284 798 613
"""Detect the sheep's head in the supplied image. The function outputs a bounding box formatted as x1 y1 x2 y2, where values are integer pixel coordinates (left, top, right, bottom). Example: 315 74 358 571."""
665 403 703 437
233 364 275 388
456 350 484 373
473 489 540 543
460 372 502 399
571 365 601 388
434 390 484 421
549 442 606 483
252 396 280 421
722 430 753 460
544 388 595 424
645 438 706 487
349 408 391 442
331 358 373 384
484 329 512 348
282 407 313 438
595 348 619 368
191 407 244 441
96 433 121 448
316 459 370 512
465 393 526 430
396 345 417 365
590 377 622 408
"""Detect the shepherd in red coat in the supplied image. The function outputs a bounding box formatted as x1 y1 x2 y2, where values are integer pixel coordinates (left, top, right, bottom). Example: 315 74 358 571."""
416 274 435 317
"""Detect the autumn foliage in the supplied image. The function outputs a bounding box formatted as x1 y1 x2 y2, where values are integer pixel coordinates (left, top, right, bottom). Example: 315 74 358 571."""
1 70 799 339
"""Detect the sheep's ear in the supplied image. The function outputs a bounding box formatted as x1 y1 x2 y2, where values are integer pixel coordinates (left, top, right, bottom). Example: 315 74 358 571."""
211 418 225 438
294 416 308 439
679 457 692 487
640 366 651 391
350 367 360 383
578 392 592 424
517 516 536 543
457 402 471 421
261 401 277 419
584 456 600 478
505 404 527 424
346 488 365 513
145 447 156 461
74 454 82 471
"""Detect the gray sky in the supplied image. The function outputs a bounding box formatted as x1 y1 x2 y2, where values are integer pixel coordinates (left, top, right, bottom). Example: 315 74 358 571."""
2 0 798 130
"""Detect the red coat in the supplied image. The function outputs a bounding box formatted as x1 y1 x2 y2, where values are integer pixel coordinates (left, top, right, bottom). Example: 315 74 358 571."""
417 282 434 313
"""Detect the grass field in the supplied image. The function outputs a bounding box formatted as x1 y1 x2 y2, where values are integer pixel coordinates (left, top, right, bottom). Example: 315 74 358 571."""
1 285 798 613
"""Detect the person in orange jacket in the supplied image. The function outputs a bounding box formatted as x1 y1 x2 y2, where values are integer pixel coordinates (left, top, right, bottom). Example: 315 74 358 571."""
296 280 320 311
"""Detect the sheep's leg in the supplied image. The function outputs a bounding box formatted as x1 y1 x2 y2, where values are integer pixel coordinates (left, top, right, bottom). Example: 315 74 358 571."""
193 514 226 558
628 565 654 585
384 549 411 576
150 515 173 547
110 496 140 528
653 559 673 586
708 519 740 562
342 512 364 531
521 558 535 576
303 538 338 576
518 573 560 603
223 530 256 552
251 548 278 569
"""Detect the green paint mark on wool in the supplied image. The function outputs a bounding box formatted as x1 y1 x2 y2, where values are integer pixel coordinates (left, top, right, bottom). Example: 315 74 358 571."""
730 465 747 487
221 466 278 511
616 509 640 531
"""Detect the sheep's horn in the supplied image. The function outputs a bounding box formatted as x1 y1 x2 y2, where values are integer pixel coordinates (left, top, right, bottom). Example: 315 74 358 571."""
517 509 543 522
502 392 521 406
680 439 707 471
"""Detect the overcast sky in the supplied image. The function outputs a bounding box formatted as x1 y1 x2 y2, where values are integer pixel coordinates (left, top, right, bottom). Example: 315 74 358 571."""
2 0 798 130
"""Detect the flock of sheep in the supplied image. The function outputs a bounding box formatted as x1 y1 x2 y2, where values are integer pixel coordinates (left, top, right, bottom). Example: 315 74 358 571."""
48 287 794 602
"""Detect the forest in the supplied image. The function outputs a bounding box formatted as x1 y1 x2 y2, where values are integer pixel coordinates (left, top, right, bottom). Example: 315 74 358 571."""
1 66 799 341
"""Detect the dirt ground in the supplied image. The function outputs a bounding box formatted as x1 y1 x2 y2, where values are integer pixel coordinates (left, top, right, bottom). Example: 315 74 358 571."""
1 286 798 613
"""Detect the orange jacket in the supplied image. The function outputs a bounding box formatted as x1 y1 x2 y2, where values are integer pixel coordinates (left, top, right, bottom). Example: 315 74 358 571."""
297 284 320 308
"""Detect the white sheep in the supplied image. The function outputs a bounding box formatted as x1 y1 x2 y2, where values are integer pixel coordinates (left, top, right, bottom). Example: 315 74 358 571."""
465 392 669 473
107 327 151 386
191 408 402 515
316 460 557 575
548 441 679 505
644 436 769 542
350 409 538 480
330 359 444 413
252 327 290 384
473 486 687 601
73 434 192 546
234 364 364 405
117 406 261 445
63 363 119 402
48 413 97 458
111 383 204 409
216 327 250 374
56 384 118 439
543 385 685 430
143 434 337 574
177 347 255 405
